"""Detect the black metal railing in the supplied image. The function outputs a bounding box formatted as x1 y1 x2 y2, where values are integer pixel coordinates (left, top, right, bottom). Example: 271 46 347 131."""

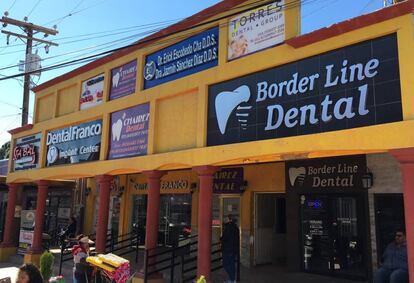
58 229 140 275
142 235 226 283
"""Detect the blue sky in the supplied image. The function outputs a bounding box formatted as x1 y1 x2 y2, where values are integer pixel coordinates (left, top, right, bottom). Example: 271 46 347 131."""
0 0 384 146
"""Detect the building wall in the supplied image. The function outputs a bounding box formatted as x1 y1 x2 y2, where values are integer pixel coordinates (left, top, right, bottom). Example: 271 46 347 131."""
7 4 414 183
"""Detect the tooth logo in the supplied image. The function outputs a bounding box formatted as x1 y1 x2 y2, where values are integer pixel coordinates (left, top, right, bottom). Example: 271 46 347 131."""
289 167 306 187
112 117 123 142
112 71 121 88
215 85 252 134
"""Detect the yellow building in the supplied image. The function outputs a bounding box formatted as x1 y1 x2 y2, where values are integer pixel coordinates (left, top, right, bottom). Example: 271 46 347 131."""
3 0 414 282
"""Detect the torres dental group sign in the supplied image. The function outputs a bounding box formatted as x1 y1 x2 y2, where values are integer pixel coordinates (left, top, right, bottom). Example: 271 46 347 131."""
207 34 402 146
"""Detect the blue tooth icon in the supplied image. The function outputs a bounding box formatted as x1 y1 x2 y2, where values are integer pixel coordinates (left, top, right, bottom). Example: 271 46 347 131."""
215 85 252 134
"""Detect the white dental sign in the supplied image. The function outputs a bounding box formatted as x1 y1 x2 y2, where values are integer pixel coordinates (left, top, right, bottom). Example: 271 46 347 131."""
46 119 102 167
207 34 402 146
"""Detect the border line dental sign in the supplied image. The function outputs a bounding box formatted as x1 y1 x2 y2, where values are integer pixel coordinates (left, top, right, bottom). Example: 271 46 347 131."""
46 119 102 166
143 27 219 89
207 34 402 146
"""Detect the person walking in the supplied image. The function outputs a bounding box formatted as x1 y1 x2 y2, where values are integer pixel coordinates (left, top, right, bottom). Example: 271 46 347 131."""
374 229 408 283
221 214 240 283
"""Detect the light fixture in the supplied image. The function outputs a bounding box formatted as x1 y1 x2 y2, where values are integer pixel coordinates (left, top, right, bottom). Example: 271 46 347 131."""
362 169 374 189
190 182 197 194
240 180 248 192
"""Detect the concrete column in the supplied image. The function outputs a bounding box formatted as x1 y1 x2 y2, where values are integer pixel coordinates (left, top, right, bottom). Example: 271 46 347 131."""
193 165 219 282
31 180 49 254
0 183 19 247
95 175 113 254
143 170 166 251
391 148 414 283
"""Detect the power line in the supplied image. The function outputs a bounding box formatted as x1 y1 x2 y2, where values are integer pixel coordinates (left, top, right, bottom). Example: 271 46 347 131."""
26 0 43 19
0 0 312 82
7 0 18 12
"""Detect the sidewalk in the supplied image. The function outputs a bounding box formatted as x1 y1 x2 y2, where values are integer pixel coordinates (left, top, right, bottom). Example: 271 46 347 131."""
0 254 370 283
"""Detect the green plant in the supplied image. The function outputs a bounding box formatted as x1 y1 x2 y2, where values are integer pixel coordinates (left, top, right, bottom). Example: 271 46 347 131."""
40 251 55 282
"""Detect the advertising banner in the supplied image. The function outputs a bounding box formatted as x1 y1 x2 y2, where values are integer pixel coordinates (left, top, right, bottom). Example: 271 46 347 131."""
207 34 402 146
13 133 41 171
110 60 137 100
285 155 366 190
213 167 244 194
143 27 219 89
20 210 36 229
80 74 104 110
18 230 34 255
46 119 102 167
228 1 285 60
108 103 149 159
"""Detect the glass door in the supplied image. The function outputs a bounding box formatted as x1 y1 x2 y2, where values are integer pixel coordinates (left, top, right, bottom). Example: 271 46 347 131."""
300 194 367 279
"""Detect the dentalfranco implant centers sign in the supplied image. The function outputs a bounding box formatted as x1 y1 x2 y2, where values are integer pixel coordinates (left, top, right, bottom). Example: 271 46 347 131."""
46 119 102 167
108 103 150 160
207 34 402 146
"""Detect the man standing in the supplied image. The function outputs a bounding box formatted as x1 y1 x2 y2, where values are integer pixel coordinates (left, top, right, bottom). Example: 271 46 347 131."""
221 214 240 283
374 229 409 283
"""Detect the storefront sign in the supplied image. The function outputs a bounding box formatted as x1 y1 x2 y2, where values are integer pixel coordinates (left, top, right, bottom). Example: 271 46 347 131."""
143 27 219 89
110 60 137 100
213 167 244 194
108 103 149 159
286 155 366 190
13 133 41 171
207 34 402 146
133 180 189 191
228 1 285 60
21 210 36 229
80 74 104 110
46 119 102 167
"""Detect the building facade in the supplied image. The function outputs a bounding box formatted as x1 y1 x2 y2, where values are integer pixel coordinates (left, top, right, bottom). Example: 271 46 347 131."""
1 0 414 282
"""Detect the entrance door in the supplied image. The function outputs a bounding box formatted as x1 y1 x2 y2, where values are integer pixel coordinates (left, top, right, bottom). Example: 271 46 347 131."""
300 194 367 279
254 193 286 265
374 194 405 266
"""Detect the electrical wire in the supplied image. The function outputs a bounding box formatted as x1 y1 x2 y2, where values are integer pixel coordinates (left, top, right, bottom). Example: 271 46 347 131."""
358 0 377 14
0 0 314 81
7 0 18 12
26 0 43 18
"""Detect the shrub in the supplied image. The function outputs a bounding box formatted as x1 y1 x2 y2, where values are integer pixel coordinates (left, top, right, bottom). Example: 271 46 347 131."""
40 251 55 282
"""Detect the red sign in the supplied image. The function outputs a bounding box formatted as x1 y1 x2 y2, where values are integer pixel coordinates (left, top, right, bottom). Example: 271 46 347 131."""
13 145 36 163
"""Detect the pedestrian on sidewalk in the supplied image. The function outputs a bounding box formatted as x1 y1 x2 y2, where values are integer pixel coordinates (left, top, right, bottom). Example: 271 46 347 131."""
221 214 240 283
373 228 408 283
72 235 94 283
16 263 43 283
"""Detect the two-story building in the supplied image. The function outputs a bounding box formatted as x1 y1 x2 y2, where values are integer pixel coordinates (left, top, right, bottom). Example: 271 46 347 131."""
1 0 414 282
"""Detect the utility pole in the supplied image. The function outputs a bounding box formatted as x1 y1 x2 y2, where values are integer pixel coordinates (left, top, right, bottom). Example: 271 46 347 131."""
0 16 58 126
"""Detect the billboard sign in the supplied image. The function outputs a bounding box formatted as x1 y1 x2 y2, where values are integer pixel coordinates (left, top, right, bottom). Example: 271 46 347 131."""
207 34 402 146
108 103 150 159
228 1 285 60
13 133 41 171
46 119 102 167
143 27 219 89
80 74 104 110
109 60 137 100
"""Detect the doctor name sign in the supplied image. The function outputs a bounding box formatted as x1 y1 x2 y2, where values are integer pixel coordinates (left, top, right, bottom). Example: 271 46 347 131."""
207 34 402 146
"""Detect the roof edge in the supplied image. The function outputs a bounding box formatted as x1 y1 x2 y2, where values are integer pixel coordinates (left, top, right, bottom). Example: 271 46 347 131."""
32 0 250 93
286 0 414 48
8 124 33 135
